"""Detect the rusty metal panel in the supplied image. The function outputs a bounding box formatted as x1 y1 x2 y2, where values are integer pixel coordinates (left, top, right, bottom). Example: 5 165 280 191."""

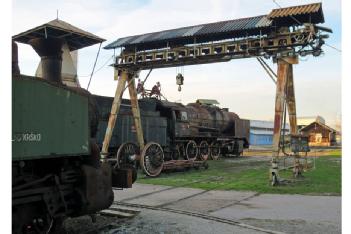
268 3 321 18
268 3 324 25
272 59 289 156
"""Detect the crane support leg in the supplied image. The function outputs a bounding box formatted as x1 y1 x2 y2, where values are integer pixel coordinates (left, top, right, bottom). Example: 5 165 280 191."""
285 60 303 177
128 75 145 150
101 69 144 157
270 56 298 185
101 69 128 157
286 64 297 135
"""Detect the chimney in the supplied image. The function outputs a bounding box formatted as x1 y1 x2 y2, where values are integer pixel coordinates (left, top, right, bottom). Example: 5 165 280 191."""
28 38 64 84
12 41 20 76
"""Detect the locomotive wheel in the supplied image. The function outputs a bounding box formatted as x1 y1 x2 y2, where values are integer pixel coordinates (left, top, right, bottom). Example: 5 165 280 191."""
210 142 221 160
185 140 198 161
115 142 139 169
13 203 53 234
199 141 209 161
141 142 164 177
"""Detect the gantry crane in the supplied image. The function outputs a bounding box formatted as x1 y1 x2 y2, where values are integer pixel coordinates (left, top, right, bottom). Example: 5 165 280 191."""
101 3 332 183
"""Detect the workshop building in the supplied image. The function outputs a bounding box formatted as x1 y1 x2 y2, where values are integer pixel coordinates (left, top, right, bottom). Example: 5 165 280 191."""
250 120 290 146
297 116 325 130
299 121 337 147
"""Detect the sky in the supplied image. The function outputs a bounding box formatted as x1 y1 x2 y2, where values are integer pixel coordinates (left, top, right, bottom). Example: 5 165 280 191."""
12 0 341 127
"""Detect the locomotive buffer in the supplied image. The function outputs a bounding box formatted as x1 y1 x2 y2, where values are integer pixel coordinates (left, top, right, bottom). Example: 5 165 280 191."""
102 3 332 183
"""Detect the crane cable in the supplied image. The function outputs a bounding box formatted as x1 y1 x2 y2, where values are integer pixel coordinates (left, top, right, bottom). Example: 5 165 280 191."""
87 42 102 90
257 57 277 84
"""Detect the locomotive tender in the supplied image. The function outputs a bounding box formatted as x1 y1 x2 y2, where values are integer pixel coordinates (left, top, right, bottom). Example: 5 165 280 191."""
95 96 250 176
12 20 135 233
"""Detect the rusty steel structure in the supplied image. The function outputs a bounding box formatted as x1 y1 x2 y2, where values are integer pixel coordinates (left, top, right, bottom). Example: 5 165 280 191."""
103 3 331 184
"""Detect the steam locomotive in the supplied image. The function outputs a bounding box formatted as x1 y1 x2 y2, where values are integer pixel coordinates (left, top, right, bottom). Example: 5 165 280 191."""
12 23 135 233
94 96 250 176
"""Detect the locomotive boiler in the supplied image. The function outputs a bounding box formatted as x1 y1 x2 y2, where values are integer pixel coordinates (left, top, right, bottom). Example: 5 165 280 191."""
157 99 250 160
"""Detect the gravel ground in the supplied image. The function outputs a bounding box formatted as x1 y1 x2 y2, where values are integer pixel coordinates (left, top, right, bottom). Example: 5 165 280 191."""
63 210 268 234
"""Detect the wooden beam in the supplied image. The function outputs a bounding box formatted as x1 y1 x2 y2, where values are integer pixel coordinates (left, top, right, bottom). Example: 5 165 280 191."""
101 69 128 156
127 75 145 150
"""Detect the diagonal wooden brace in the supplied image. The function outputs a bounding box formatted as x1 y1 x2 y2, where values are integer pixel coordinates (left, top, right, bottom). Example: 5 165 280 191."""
101 69 128 156
101 68 145 158
127 75 145 150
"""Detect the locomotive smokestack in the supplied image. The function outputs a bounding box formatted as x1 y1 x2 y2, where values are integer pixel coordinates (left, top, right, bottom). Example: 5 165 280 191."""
28 38 64 83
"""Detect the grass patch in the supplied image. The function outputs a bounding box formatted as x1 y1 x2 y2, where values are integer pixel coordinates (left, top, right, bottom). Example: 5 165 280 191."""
137 150 341 195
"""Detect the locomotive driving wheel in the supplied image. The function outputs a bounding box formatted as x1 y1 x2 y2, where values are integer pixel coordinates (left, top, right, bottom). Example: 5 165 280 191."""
141 142 164 177
115 142 139 183
185 140 198 161
210 141 221 160
115 142 139 169
199 141 209 161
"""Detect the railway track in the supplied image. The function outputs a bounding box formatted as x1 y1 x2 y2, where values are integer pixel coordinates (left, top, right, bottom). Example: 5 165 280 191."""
105 158 283 233
112 201 284 234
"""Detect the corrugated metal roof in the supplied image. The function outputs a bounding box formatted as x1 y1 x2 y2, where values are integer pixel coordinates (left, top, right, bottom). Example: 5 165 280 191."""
250 120 290 130
183 26 203 37
104 15 271 49
105 3 324 50
268 3 321 18
250 129 273 135
299 121 336 133
13 19 105 51
255 16 272 28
